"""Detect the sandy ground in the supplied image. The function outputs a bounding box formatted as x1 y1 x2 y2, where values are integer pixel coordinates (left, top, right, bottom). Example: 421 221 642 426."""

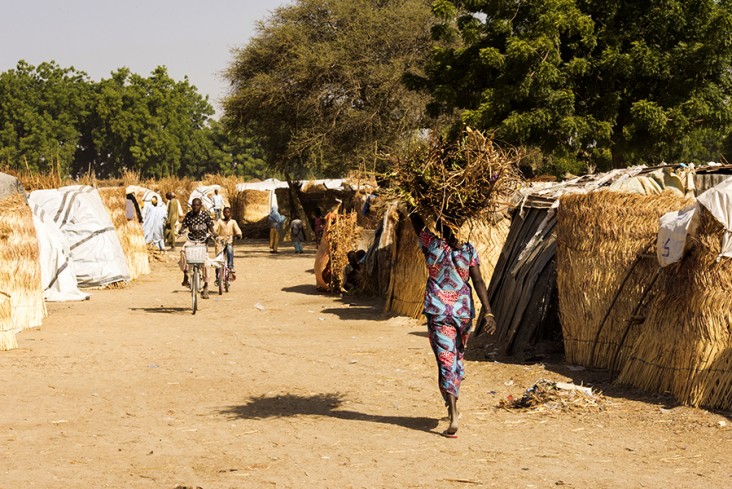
1 240 731 489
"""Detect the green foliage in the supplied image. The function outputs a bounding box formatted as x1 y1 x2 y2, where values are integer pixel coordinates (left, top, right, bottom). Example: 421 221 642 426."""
223 0 436 178
0 61 268 179
420 0 732 173
0 61 92 175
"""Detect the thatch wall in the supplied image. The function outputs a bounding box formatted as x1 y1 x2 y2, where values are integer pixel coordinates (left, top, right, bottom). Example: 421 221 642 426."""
617 206 732 410
557 191 692 369
98 187 150 281
0 193 46 350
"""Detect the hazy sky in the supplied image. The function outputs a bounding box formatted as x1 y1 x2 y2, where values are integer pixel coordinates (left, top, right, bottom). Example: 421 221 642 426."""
0 0 291 115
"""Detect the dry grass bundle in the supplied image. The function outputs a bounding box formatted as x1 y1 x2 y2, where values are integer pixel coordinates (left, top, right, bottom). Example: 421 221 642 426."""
617 206 732 410
385 128 523 229
0 193 46 350
98 187 150 281
327 211 361 291
236 189 271 223
385 214 428 318
557 191 692 369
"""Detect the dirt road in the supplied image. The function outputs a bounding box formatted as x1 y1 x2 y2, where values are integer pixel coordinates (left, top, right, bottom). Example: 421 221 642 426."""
0 241 730 488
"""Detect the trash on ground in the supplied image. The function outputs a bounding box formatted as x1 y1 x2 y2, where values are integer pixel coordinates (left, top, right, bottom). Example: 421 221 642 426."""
498 379 603 412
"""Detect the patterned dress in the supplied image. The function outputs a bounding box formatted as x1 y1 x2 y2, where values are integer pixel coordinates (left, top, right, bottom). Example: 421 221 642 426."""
419 228 480 401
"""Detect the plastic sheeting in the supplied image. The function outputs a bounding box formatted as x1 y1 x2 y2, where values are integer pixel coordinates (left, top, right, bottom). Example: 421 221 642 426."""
30 202 90 301
29 186 130 287
188 185 229 213
657 205 699 267
697 175 732 260
235 179 289 192
0 172 24 201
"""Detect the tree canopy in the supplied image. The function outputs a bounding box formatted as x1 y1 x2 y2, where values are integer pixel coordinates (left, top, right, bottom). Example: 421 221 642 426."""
419 0 732 174
223 0 436 178
0 61 267 179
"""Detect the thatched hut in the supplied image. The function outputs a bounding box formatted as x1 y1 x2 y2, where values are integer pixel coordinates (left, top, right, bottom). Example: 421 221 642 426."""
98 187 151 281
556 191 692 370
0 187 46 350
615 186 732 410
482 166 697 358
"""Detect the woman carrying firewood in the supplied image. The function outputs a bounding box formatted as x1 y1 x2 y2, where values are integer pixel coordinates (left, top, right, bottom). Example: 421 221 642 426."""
409 210 497 438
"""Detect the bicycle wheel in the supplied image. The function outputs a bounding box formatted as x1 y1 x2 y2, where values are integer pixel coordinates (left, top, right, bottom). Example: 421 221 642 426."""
218 267 224 295
191 267 199 315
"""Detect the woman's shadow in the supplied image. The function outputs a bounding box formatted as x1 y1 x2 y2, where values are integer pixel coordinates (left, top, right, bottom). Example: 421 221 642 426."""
219 393 439 433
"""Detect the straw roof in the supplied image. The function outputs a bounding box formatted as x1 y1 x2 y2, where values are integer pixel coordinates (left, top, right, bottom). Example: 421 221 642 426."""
617 206 732 410
98 187 151 281
557 191 692 369
0 193 46 350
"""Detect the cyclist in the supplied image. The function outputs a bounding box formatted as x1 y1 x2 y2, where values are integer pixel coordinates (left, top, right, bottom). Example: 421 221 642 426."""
178 198 217 299
214 206 242 277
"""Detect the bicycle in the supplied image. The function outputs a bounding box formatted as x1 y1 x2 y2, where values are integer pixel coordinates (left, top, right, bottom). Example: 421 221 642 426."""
214 237 236 295
183 239 209 314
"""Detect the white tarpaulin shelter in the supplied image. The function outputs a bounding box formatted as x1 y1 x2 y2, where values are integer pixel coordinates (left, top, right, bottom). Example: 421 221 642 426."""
656 175 732 266
697 175 732 260
30 202 90 301
235 178 289 192
188 184 228 213
29 185 130 287
125 185 162 207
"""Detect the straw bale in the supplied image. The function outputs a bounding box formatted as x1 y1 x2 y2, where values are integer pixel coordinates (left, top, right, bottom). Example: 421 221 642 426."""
0 193 46 350
556 191 692 369
385 215 427 318
618 206 732 410
236 190 271 224
98 187 150 281
327 211 361 292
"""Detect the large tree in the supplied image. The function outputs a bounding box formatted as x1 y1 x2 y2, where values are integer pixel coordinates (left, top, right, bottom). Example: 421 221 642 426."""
83 66 216 178
420 0 732 173
0 61 92 175
223 0 436 178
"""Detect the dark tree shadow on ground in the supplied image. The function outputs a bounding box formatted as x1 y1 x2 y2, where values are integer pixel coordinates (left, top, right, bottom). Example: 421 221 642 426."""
320 297 391 322
281 284 326 296
219 393 439 433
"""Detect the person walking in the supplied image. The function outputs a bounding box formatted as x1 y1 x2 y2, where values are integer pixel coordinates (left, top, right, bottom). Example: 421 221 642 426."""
409 210 496 438
165 192 183 251
268 206 286 253
211 189 225 221
178 198 217 299
142 196 167 250
290 217 305 254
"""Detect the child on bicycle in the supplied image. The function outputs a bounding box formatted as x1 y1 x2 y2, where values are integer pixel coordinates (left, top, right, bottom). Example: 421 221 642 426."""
178 198 217 298
214 206 242 276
